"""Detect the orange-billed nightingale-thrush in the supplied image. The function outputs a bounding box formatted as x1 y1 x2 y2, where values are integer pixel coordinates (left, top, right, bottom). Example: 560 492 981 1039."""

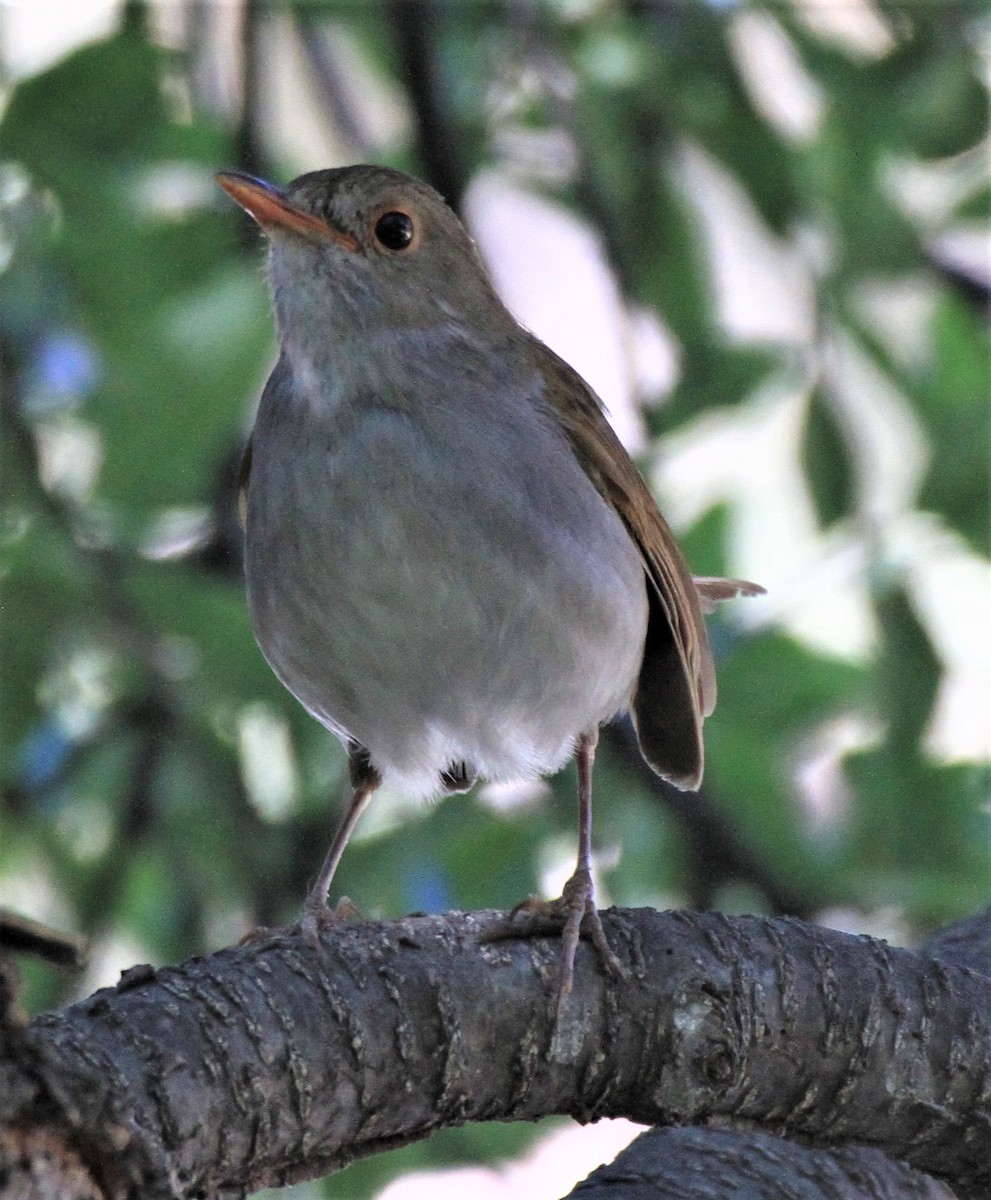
217 165 763 1018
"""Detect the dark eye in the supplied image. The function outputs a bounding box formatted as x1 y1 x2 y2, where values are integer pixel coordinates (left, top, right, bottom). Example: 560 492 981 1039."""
374 211 415 251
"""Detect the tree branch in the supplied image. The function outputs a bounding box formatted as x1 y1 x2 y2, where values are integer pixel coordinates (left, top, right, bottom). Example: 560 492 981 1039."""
567 1126 958 1199
387 0 468 207
3 908 989 1198
921 906 991 977
292 10 374 160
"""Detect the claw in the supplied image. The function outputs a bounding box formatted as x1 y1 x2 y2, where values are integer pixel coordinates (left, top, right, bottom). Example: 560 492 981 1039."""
483 869 626 1022
480 732 626 1026
299 894 364 948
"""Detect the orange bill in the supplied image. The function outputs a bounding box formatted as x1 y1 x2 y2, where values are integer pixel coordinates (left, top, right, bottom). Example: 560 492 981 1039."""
216 171 358 251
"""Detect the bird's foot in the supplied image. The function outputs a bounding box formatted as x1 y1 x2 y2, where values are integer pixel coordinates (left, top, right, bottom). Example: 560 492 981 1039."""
298 894 364 949
484 867 626 1023
238 924 276 947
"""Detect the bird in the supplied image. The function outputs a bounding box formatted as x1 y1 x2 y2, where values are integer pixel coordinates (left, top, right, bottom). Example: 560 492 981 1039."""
216 164 762 1016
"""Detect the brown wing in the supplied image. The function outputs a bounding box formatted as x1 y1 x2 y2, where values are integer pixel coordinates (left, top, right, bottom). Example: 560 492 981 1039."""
536 345 713 791
694 576 766 614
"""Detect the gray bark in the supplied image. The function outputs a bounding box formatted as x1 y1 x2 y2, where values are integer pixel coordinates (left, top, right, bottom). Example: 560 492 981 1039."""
2 907 989 1199
568 1127 959 1199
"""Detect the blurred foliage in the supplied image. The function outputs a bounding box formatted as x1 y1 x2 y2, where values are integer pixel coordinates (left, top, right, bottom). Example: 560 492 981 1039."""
0 2 988 1197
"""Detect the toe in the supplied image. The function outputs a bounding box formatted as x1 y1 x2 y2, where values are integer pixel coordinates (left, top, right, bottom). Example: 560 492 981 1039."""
299 894 363 948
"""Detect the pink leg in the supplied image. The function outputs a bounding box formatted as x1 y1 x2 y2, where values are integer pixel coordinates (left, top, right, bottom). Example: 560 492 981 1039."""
300 745 380 939
553 730 624 1019
488 730 626 1021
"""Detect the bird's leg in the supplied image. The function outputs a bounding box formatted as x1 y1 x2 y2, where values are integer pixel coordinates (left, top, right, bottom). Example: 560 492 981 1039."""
482 730 625 1021
300 743 381 939
552 730 624 1018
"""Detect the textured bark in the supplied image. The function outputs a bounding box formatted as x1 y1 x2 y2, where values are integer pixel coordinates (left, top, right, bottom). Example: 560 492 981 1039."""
3 907 990 1199
567 1127 958 1199
922 906 991 977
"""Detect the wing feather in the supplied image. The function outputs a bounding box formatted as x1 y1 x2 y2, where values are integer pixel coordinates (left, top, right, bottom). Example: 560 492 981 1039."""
536 346 712 790
694 576 766 614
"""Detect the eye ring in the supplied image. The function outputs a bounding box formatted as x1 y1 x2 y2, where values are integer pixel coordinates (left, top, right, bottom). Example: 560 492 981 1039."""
373 209 416 252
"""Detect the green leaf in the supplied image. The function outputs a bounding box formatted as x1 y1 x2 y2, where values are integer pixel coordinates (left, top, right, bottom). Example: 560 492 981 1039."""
0 512 97 765
952 184 991 222
801 388 856 529
917 294 991 553
837 583 978 918
0 28 260 521
704 632 865 884
124 559 276 709
654 8 799 234
0 33 167 188
874 585 941 754
785 13 987 160
884 43 988 160
845 753 990 918
676 503 732 579
84 262 273 518
806 113 921 275
656 343 779 423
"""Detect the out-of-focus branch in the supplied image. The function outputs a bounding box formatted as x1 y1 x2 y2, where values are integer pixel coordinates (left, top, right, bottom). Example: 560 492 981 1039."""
0 912 87 973
292 9 375 159
567 1126 957 1199
231 0 267 249
387 0 468 207
921 905 991 977
607 720 820 918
